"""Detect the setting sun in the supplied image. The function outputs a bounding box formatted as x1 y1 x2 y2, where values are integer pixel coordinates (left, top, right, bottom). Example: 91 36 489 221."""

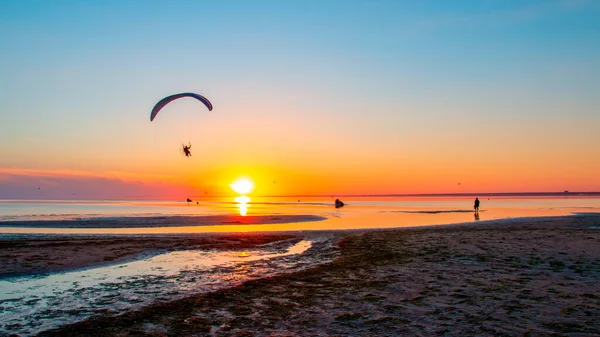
229 178 254 195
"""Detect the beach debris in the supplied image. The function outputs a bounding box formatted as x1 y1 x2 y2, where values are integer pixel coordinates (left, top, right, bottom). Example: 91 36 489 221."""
150 92 213 122
186 198 193 202
335 199 345 208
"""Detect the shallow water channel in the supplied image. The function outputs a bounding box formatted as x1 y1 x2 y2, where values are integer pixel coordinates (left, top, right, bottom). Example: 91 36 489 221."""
0 237 335 336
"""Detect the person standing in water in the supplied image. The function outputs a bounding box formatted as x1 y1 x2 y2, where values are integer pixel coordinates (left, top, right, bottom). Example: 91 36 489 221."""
474 197 480 212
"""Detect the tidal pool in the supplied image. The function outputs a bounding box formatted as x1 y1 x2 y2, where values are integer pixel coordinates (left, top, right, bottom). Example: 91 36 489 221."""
0 236 336 336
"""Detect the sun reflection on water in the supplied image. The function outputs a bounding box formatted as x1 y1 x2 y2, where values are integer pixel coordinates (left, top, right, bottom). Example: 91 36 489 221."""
235 196 250 216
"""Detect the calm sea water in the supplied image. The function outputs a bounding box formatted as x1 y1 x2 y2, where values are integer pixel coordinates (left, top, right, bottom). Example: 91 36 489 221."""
1 195 599 234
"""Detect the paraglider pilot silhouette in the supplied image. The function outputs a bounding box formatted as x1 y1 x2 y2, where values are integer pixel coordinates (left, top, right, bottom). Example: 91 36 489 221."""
150 93 213 157
182 143 192 157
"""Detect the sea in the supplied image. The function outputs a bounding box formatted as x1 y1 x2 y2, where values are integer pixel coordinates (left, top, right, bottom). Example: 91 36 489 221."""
1 193 600 234
1 194 599 335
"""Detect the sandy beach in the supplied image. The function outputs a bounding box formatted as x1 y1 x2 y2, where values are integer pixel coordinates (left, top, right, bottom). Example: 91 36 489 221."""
2 214 595 336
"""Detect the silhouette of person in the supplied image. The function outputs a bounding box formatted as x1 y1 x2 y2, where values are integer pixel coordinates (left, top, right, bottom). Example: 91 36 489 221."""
335 199 345 208
474 197 480 212
182 144 192 157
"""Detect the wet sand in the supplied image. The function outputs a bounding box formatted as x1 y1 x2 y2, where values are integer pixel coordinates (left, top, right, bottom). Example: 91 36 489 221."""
4 215 600 336
0 214 326 228
0 233 300 278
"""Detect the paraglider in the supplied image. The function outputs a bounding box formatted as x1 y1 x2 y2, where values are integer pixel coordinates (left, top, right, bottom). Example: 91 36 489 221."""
150 93 213 157
150 93 212 122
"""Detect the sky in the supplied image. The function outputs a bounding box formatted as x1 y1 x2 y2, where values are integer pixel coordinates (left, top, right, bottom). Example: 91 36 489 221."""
1 0 599 199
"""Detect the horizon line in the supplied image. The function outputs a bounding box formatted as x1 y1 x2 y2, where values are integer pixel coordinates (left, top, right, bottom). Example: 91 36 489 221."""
251 191 600 198
2 191 600 201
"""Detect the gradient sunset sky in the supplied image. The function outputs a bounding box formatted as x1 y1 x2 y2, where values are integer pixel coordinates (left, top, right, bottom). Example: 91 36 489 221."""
1 0 599 199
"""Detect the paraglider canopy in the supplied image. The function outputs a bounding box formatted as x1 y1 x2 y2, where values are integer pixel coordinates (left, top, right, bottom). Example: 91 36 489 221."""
150 92 213 121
